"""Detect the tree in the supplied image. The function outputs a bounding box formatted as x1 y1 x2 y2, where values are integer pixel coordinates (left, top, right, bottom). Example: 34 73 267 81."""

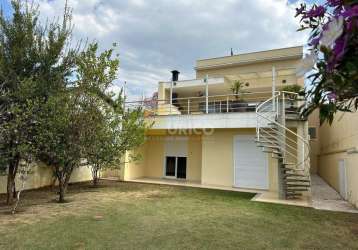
295 1 358 124
37 89 98 202
0 0 75 204
84 98 146 186
76 43 146 186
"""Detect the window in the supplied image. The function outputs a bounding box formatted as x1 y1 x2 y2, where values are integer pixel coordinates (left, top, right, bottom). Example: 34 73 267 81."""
309 127 317 140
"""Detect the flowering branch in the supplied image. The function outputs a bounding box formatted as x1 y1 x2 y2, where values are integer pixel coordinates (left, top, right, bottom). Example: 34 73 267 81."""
296 0 358 124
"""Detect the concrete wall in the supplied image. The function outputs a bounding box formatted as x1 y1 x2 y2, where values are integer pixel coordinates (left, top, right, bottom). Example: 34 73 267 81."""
0 164 93 194
318 111 358 207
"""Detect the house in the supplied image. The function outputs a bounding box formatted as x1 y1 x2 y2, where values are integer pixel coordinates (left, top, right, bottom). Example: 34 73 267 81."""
120 46 313 200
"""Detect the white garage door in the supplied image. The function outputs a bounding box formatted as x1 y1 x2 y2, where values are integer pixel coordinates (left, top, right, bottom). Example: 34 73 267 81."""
234 135 268 190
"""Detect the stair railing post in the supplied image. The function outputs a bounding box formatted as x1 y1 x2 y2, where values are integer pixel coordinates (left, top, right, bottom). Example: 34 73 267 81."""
170 80 173 115
272 66 276 112
282 92 286 159
187 99 190 115
205 75 209 114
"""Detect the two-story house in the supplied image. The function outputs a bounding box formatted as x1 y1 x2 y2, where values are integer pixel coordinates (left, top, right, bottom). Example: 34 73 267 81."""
121 46 311 201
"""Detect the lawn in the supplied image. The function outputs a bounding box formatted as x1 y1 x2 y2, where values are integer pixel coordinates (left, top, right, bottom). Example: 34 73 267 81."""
0 181 358 250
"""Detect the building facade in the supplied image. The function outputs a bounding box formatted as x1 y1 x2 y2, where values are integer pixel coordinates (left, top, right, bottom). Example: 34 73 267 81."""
122 46 311 200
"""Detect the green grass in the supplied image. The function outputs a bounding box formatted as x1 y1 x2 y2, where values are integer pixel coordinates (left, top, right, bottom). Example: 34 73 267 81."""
0 181 358 249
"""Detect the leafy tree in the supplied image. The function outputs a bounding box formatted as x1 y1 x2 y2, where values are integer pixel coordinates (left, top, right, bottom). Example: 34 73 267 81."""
0 0 75 204
76 43 146 186
84 98 146 186
295 1 358 124
36 90 94 202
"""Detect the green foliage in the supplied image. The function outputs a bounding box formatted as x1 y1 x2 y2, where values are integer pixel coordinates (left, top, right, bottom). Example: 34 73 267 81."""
281 84 304 94
1 1 147 204
230 80 248 100
0 0 76 204
77 44 147 186
296 1 358 124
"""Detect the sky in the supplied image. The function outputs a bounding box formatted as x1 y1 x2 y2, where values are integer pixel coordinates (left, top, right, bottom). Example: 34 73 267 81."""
1 0 322 100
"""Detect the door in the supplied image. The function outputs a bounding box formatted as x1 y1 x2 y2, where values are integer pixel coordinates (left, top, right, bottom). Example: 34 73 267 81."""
164 137 188 179
165 156 187 179
234 135 269 189
338 159 348 200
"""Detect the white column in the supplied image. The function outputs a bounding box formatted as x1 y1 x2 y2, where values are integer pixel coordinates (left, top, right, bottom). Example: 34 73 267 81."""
272 66 276 112
123 81 126 110
170 80 173 114
205 75 209 114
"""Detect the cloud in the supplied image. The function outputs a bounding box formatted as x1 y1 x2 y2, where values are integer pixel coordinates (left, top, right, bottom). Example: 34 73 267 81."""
37 0 309 100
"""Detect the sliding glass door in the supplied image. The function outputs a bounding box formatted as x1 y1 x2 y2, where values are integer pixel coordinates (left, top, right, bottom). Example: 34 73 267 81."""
165 156 187 179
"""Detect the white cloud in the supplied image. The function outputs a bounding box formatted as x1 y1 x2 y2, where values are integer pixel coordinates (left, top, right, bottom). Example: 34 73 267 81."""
38 0 308 101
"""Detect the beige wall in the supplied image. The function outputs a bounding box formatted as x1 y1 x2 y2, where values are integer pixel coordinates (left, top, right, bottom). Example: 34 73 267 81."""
0 164 93 194
201 128 278 191
308 109 320 173
144 136 165 178
121 145 147 180
124 129 282 192
187 136 202 182
318 111 358 207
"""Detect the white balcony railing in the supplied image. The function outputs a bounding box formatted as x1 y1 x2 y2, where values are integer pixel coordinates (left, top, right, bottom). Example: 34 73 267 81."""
125 91 276 117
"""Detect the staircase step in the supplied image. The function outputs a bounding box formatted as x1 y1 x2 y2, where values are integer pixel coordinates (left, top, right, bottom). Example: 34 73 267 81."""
283 162 296 166
286 193 303 197
285 179 310 183
286 188 309 191
263 145 281 149
262 150 281 155
272 155 284 159
286 191 303 196
286 183 310 187
284 173 307 178
255 140 279 145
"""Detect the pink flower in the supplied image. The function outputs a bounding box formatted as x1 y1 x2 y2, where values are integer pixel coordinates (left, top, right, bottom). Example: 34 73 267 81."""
304 6 326 18
327 92 337 102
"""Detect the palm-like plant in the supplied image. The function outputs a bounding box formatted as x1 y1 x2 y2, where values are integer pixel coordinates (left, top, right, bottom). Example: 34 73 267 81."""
230 80 248 101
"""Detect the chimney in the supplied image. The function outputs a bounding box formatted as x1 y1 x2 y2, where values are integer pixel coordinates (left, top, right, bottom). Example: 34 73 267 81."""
171 70 180 82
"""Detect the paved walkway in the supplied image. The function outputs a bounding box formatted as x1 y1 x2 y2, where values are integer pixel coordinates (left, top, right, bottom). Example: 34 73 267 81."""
311 175 358 213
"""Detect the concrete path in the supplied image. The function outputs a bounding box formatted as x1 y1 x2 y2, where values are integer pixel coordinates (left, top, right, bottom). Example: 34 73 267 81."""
311 175 358 213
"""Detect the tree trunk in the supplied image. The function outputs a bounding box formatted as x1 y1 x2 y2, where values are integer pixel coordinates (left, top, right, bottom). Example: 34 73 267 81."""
58 177 66 203
92 168 99 186
57 165 73 203
6 156 19 205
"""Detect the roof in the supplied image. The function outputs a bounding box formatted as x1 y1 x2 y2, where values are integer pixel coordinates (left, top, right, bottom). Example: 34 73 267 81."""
195 46 303 70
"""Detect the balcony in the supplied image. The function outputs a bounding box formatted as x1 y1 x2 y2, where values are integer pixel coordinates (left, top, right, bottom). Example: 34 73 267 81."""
125 91 280 129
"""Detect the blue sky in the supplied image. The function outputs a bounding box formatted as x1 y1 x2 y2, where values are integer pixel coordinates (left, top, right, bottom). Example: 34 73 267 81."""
1 0 11 16
1 0 322 100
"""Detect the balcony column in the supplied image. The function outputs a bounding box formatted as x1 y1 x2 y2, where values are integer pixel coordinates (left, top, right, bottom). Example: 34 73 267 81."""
170 80 173 114
272 66 276 112
205 75 209 114
123 81 126 111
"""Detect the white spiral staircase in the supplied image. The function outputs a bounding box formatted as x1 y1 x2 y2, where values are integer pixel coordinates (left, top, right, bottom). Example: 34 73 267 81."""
256 91 311 199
